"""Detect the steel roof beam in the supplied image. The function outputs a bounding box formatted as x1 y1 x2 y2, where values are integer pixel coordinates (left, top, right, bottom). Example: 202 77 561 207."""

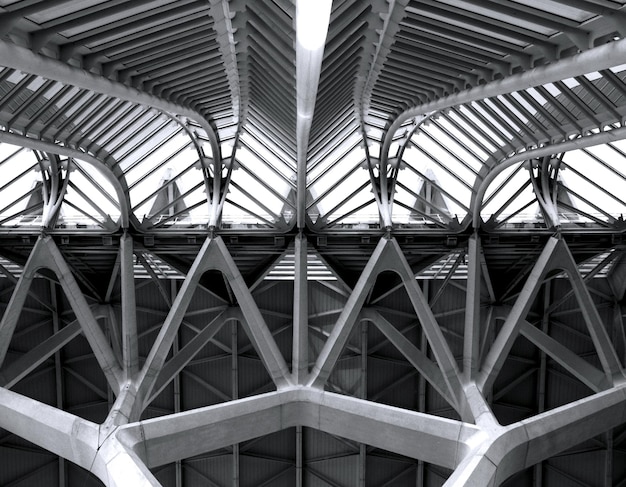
473 125 626 228
85 16 211 68
0 40 221 167
0 131 129 228
208 0 244 142
382 37 626 167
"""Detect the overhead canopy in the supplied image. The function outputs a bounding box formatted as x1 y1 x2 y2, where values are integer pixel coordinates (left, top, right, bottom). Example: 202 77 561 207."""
0 0 624 234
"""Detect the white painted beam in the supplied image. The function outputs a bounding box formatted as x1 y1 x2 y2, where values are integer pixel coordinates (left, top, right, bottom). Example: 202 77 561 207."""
0 40 221 166
383 37 626 169
295 0 332 229
117 388 477 471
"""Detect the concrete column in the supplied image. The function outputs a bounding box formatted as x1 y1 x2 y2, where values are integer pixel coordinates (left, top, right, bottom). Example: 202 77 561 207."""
292 234 309 384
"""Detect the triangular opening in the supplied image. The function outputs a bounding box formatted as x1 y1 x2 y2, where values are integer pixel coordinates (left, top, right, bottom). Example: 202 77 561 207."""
544 271 608 374
264 246 337 282
133 250 185 280
410 167 454 224
143 240 288 416
1 276 111 423
311 237 462 418
328 269 461 420
416 250 468 281
484 238 617 423
146 168 190 223
0 255 24 279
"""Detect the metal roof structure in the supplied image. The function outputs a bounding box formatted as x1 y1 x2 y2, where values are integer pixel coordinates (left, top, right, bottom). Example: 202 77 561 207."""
2 1 626 486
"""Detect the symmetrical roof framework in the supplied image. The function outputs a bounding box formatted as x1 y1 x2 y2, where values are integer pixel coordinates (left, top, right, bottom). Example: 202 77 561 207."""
2 1 626 486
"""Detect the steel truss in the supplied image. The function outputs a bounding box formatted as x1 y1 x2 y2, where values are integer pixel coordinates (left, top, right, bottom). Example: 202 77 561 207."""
1 230 626 486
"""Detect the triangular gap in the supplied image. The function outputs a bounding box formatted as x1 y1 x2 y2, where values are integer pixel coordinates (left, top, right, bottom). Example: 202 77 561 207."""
491 330 601 427
21 181 45 224
0 236 122 393
209 237 291 389
0 254 23 279
541 268 616 381
0 275 113 423
482 239 547 303
479 237 621 394
142 254 288 412
479 237 567 393
145 168 190 223
306 243 362 375
360 306 462 421
133 250 185 281
375 239 465 414
137 268 233 415
551 241 622 381
260 243 341 284
136 236 291 412
415 250 468 282
307 237 406 389
308 278 356 385
304 431 360 487
490 330 543 426
410 167 454 224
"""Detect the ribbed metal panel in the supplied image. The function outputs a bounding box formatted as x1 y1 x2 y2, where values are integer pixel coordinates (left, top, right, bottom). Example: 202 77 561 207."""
367 356 418 409
182 356 232 409
238 353 273 398
246 428 296 462
367 453 418 487
546 363 592 411
183 455 233 487
152 464 176 487
330 352 361 392
146 381 174 420
240 453 293 487
425 464 451 487
67 461 102 487
544 447 606 487
0 437 57 486
310 455 359 487
305 428 356 462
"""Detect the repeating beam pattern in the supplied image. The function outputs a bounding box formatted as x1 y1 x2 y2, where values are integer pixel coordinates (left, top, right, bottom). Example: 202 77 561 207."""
1 231 625 486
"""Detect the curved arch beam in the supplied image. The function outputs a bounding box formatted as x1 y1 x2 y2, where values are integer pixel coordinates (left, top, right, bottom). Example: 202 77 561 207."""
471 125 626 229
380 38 626 167
0 131 130 228
0 40 221 166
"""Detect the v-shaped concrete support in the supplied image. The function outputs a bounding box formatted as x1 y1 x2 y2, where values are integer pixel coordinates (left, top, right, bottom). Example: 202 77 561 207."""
307 235 465 415
136 236 292 417
0 235 123 392
479 237 623 393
